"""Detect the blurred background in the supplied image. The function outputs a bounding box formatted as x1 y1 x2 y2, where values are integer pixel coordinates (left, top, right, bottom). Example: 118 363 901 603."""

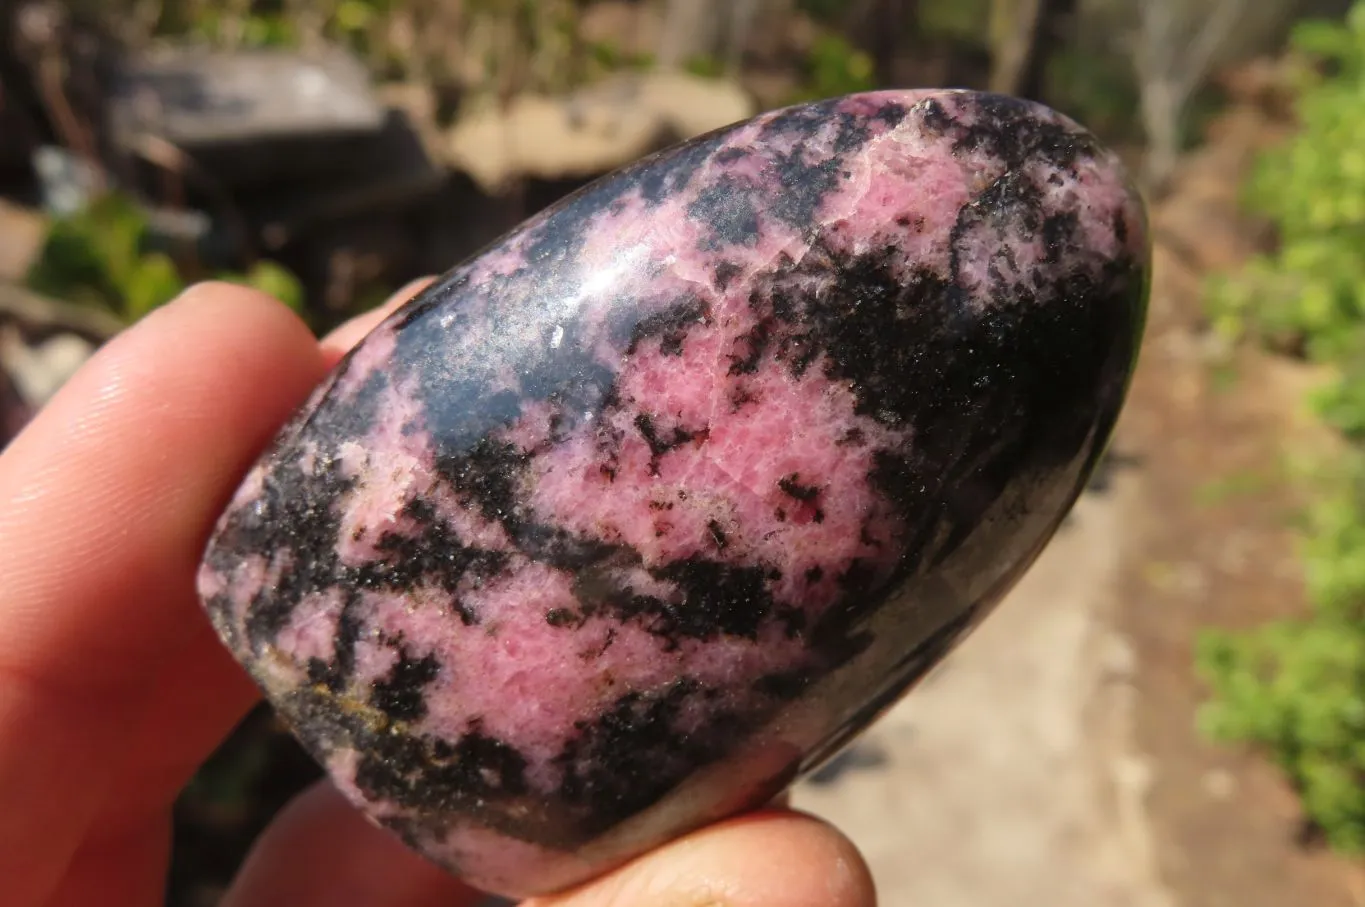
4 0 1365 904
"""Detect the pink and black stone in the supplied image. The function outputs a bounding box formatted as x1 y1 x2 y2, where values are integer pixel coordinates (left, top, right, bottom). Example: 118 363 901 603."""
199 89 1149 897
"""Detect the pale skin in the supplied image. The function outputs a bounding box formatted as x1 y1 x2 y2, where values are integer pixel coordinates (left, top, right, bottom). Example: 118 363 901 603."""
0 280 877 907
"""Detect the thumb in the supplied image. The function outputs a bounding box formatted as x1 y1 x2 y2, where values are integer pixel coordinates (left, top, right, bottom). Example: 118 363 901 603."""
525 810 877 907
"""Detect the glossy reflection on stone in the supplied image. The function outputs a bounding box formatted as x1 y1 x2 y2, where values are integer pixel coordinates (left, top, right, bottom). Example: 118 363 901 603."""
198 89 1149 898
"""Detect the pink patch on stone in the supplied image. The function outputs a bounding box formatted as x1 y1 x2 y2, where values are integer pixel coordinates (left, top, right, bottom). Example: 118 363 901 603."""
524 315 904 608
275 589 346 666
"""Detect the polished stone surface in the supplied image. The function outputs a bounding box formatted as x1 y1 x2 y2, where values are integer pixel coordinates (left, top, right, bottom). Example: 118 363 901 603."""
198 89 1149 898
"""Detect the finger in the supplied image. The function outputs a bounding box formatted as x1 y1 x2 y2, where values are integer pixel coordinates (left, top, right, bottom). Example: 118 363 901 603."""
40 813 170 907
320 276 435 363
39 625 263 907
111 620 263 817
0 282 329 906
527 810 876 907
222 781 484 907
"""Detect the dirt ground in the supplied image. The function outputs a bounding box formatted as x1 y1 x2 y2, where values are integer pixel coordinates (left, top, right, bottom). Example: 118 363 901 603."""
1116 104 1365 907
795 473 1171 906
795 97 1365 906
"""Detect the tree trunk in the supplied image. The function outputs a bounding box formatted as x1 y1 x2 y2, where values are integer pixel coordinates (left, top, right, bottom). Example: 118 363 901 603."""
1139 76 1182 192
988 0 1044 97
724 0 762 74
656 0 766 75
1017 0 1075 101
846 0 918 86
656 0 723 71
1132 0 1251 191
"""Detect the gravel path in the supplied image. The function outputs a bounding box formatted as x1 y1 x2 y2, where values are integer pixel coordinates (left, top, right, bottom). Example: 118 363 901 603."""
794 475 1174 906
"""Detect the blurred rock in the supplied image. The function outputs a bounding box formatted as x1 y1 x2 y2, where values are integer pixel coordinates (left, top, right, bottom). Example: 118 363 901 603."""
124 48 383 141
108 45 386 188
446 72 754 193
97 42 449 297
32 146 102 216
1 326 95 404
632 70 755 138
0 282 121 447
256 108 444 250
0 198 46 282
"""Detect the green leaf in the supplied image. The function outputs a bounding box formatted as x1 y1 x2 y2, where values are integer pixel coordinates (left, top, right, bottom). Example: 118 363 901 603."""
1199 2 1365 855
233 261 306 313
123 253 186 322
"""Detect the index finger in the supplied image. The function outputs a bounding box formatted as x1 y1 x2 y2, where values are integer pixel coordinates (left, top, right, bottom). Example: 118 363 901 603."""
0 283 328 905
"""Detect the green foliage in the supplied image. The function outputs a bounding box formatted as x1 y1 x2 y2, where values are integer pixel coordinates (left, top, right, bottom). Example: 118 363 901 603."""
1044 48 1143 145
790 33 876 103
26 192 304 326
586 39 654 76
26 194 184 321
1199 614 1365 850
150 0 393 51
187 9 300 47
684 54 727 80
1198 3 1365 852
224 261 306 314
1208 7 1365 363
916 0 992 41
108 0 604 93
1194 469 1278 506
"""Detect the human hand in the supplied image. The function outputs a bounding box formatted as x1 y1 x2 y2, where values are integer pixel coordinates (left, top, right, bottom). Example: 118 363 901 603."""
0 281 877 907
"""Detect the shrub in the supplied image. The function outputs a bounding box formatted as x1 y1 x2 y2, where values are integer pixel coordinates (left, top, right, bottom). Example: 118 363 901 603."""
1199 3 1365 852
789 32 876 103
26 192 304 326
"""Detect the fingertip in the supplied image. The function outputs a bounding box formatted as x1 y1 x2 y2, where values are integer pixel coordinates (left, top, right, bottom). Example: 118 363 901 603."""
0 275 333 703
531 810 876 907
150 280 318 349
752 811 877 907
22 280 323 475
0 279 331 906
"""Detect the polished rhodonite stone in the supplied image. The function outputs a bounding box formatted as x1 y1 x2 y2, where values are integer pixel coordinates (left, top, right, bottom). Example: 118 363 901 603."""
198 89 1149 897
